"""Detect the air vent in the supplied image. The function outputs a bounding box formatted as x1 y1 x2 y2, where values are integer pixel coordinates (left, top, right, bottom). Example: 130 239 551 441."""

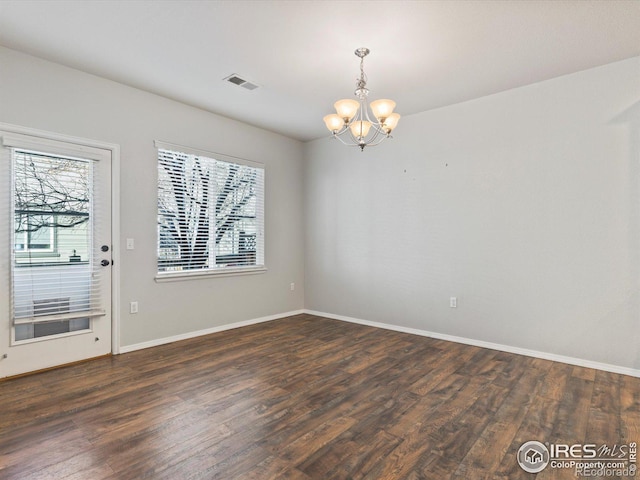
223 74 259 91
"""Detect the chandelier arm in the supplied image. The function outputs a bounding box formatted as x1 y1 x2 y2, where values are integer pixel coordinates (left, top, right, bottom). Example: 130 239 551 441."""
332 125 352 138
331 127 390 149
365 126 383 145
331 134 365 147
340 98 366 145
343 99 383 147
371 123 390 134
364 132 391 147
346 127 362 146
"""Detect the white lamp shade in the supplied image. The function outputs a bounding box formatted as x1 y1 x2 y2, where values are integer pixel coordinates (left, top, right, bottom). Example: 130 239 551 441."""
324 114 344 132
383 113 401 132
370 99 396 120
350 120 372 138
334 99 360 121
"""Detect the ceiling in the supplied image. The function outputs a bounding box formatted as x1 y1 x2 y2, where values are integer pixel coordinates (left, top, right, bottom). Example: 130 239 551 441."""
1 0 639 142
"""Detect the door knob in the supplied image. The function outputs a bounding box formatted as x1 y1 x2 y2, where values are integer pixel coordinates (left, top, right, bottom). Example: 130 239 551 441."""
100 259 110 267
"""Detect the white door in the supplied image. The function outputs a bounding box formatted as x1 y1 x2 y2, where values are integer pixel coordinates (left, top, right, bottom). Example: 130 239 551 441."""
0 130 112 378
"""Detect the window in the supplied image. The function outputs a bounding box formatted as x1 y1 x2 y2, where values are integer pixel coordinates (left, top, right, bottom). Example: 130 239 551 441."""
12 150 91 264
5 143 102 342
156 142 265 279
14 215 55 253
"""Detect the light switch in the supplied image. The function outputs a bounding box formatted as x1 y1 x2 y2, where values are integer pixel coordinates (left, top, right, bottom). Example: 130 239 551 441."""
126 238 135 250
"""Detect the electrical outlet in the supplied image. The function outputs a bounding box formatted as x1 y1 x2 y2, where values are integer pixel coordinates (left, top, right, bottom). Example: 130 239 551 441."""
450 297 457 308
130 301 139 314
290 282 295 291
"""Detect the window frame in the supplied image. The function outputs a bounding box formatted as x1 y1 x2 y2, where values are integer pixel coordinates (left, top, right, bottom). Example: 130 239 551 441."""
154 141 266 282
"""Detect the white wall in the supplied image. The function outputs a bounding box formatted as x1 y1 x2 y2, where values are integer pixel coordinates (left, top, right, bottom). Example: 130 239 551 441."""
304 56 640 371
0 46 305 348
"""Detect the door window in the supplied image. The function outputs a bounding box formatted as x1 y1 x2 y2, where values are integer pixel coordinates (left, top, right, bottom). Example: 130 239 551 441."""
11 149 99 342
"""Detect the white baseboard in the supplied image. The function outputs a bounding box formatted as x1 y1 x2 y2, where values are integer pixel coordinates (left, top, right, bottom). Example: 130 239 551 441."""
118 307 640 378
303 309 640 378
119 309 305 354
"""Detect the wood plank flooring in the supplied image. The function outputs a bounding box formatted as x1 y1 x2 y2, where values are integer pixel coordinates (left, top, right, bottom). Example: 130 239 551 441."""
1 313 639 479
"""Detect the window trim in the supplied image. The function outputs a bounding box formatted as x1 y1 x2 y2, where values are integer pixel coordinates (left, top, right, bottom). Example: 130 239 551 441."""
154 140 263 170
155 265 267 283
155 141 266 281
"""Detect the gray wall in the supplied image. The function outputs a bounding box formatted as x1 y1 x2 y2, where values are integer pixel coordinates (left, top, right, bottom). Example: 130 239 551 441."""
3 44 639 372
304 56 640 370
0 46 305 348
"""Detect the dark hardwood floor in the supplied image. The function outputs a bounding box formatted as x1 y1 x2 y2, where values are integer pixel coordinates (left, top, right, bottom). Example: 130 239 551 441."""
1 314 639 479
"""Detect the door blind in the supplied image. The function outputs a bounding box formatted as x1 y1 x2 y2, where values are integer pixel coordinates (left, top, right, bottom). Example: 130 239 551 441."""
10 148 104 328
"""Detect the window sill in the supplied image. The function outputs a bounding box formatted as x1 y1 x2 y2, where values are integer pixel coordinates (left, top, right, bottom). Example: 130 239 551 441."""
155 266 267 283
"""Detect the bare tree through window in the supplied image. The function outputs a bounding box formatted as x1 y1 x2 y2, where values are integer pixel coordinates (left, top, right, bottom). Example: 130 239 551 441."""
13 151 90 260
157 149 262 273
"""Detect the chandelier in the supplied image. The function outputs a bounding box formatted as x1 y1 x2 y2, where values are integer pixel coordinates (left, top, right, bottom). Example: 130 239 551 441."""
323 48 400 151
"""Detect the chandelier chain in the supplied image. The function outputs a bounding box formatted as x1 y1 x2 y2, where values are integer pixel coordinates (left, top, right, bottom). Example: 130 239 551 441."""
358 55 367 91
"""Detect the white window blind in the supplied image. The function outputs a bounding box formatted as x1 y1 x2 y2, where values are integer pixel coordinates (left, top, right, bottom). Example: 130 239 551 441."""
156 142 265 278
8 147 104 339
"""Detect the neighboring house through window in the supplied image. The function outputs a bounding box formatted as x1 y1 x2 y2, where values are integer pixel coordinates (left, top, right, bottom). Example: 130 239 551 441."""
14 215 55 252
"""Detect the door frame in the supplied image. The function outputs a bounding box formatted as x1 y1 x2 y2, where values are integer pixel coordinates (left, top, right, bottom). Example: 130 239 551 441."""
0 122 121 355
